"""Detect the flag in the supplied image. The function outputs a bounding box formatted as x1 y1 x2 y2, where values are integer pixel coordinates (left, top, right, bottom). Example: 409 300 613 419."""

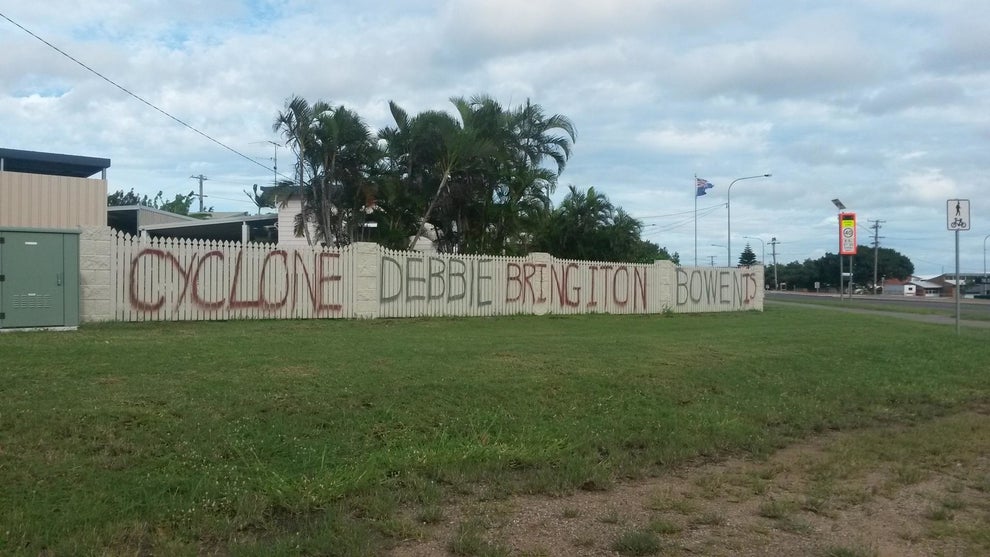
696 178 714 197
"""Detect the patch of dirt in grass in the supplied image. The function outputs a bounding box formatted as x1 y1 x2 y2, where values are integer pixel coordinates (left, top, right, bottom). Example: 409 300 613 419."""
388 411 990 556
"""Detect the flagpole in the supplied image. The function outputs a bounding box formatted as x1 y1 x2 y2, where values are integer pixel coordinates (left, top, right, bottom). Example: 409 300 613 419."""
694 174 698 266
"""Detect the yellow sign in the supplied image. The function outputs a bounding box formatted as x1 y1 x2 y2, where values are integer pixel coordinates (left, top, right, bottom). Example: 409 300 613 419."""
839 212 857 255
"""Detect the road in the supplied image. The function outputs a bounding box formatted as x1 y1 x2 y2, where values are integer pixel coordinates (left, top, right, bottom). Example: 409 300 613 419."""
765 291 990 328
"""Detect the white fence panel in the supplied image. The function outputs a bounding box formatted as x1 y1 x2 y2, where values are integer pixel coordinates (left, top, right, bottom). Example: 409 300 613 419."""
110 233 352 321
545 258 654 316
106 231 762 322
671 266 764 313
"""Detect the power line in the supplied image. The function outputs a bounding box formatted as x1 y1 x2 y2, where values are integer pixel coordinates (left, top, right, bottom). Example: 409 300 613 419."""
637 204 728 220
0 11 278 178
646 205 724 233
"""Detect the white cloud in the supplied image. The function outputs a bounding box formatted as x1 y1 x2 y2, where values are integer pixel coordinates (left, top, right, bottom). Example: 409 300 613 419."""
896 169 957 203
440 0 740 55
636 121 772 155
857 78 968 115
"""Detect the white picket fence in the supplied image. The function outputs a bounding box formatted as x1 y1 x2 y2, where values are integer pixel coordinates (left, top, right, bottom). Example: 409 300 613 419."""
111 232 354 321
108 232 763 322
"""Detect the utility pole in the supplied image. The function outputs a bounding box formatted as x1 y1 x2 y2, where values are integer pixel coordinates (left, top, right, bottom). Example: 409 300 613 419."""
190 174 208 213
869 219 885 294
253 140 280 186
770 236 780 290
708 255 717 267
268 142 278 186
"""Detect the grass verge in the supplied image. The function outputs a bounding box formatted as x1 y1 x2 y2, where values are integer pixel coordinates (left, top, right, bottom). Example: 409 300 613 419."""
1 306 988 554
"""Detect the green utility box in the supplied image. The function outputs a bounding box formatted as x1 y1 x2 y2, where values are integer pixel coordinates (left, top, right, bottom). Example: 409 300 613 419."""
0 228 80 329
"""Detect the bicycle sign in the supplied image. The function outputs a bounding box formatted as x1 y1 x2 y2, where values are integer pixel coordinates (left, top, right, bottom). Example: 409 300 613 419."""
947 199 970 231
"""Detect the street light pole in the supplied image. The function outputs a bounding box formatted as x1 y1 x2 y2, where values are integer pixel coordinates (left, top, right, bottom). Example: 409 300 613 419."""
984 234 990 296
728 174 771 267
770 236 779 289
832 198 847 301
743 236 765 265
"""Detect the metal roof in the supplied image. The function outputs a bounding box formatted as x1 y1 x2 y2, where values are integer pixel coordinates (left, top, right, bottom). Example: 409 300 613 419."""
140 213 278 243
107 205 198 236
0 147 111 178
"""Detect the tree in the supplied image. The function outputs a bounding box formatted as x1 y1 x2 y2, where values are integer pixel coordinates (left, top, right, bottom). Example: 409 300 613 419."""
157 191 198 215
244 184 276 214
308 102 381 247
273 97 381 247
272 93 621 256
773 246 914 291
738 244 758 266
107 188 203 215
273 95 314 194
273 96 317 244
379 95 575 254
533 186 677 263
107 188 148 206
377 103 464 250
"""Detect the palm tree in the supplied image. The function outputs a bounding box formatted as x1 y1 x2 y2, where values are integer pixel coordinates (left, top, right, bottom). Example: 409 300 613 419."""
378 101 479 251
509 98 576 175
272 95 314 193
273 97 380 247
443 95 575 254
308 103 379 246
273 96 316 244
377 95 576 254
538 186 612 260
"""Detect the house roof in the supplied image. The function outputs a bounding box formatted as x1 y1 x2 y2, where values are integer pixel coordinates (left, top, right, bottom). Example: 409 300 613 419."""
909 279 942 289
140 213 278 242
108 205 198 235
0 147 111 178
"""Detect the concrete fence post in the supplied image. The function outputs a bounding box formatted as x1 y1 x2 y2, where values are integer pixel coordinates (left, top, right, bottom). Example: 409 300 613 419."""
351 242 381 318
654 259 677 313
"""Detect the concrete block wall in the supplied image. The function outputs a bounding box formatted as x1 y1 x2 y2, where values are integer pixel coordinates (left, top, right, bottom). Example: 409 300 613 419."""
352 242 381 318
79 226 113 322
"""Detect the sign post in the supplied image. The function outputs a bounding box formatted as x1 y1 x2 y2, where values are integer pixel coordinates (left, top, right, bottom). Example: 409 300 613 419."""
839 212 857 300
947 199 970 334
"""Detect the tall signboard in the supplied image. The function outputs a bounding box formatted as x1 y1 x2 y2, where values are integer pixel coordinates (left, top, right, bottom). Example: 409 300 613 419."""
947 199 970 230
947 199 970 334
839 212 857 255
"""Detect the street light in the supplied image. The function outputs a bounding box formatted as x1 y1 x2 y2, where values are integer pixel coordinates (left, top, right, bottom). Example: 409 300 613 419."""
743 235 765 265
984 234 990 296
728 174 772 267
771 236 779 289
832 199 847 300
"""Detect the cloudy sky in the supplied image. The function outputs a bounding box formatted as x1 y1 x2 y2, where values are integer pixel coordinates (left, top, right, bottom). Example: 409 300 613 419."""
3 0 989 276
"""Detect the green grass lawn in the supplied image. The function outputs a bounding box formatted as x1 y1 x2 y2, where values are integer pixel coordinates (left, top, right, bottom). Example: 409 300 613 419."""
1 307 988 555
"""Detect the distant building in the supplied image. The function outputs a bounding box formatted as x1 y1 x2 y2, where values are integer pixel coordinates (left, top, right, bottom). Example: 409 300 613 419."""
882 276 943 297
108 205 277 244
929 273 989 298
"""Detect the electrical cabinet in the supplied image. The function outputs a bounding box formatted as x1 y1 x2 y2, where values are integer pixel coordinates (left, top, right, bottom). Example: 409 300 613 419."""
0 229 80 329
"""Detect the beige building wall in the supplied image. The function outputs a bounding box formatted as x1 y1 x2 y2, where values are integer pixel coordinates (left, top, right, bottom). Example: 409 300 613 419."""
276 197 309 249
0 170 107 229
